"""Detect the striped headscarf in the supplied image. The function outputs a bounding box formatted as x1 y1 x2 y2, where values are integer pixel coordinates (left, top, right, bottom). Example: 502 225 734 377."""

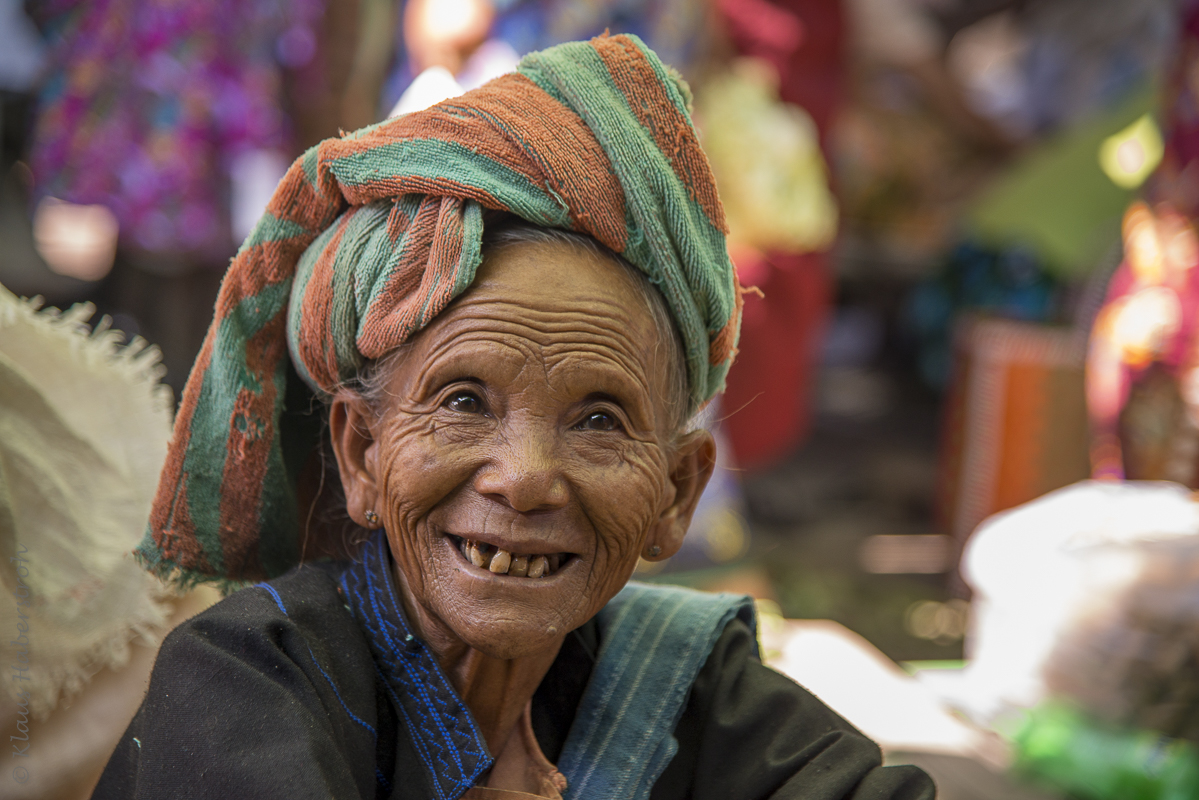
138 34 742 585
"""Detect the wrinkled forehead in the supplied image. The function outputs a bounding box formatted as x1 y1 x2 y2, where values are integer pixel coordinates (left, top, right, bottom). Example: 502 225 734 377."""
417 238 661 365
382 239 675 413
473 235 647 306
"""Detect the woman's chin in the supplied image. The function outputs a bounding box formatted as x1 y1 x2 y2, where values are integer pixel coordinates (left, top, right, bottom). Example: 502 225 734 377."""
445 608 570 660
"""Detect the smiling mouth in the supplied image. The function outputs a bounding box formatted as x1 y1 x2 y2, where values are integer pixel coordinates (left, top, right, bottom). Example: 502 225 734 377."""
449 535 572 578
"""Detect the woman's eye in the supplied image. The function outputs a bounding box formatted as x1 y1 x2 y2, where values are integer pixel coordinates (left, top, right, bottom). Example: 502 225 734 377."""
577 411 621 432
443 391 484 414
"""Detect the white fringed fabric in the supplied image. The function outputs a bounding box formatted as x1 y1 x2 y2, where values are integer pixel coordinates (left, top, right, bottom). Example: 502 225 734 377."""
0 284 179 719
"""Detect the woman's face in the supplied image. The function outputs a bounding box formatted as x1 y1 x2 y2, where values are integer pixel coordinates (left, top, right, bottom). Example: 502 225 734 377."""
333 239 713 660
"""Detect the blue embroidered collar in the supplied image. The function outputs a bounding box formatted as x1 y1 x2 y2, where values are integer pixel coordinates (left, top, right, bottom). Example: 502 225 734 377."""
337 531 493 800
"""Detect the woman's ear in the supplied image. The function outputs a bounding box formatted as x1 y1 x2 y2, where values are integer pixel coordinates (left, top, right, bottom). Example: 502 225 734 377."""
328 392 381 529
643 429 717 561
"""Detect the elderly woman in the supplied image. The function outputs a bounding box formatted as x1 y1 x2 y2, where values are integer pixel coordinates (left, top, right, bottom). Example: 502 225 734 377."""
94 36 934 800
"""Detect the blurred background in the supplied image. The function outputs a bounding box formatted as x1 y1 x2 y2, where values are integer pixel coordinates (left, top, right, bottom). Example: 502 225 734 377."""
7 0 1199 798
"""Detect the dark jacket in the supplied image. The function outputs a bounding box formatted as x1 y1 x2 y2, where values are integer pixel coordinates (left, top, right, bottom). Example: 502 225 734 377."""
93 536 934 800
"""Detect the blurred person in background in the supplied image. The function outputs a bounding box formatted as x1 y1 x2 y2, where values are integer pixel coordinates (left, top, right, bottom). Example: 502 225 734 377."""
692 0 844 472
1086 0 1199 490
17 0 410 394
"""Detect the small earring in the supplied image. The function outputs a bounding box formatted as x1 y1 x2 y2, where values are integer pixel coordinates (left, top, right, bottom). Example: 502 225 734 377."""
645 545 662 558
364 510 380 528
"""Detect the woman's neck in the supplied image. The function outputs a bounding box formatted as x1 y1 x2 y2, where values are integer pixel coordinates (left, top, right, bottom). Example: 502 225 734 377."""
444 644 563 753
391 562 565 753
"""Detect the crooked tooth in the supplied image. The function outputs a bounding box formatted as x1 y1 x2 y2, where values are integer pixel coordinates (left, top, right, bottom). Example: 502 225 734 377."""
468 542 488 568
490 548 512 574
509 555 529 577
527 555 548 578
548 554 561 573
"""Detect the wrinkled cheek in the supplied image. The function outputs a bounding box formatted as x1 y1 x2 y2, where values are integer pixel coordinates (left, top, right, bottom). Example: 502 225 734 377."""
382 493 436 603
377 434 464 598
581 460 667 585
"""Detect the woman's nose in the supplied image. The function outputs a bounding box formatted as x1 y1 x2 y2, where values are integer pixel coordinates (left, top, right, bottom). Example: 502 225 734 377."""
473 423 569 513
